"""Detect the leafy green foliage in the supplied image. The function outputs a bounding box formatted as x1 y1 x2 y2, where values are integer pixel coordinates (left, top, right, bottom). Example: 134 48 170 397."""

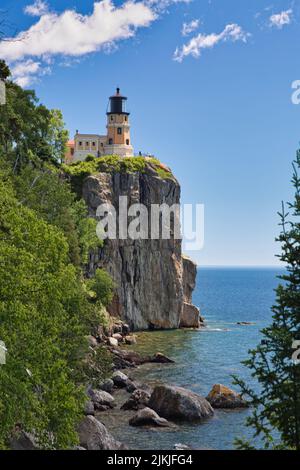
0 62 115 449
0 179 88 449
0 60 10 80
233 150 300 450
63 155 174 196
0 80 68 169
88 269 115 308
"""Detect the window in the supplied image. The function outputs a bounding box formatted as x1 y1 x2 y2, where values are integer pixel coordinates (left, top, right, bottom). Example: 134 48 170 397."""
109 138 113 145
126 139 130 145
86 141 89 146
125 116 127 121
92 142 96 147
101 143 104 147
117 127 122 135
110 115 113 121
79 141 82 146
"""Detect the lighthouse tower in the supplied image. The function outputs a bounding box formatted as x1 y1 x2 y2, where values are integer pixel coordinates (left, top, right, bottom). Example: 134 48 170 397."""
104 88 133 157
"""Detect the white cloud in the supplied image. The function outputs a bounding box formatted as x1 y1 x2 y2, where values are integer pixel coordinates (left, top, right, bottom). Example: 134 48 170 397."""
174 23 249 63
182 19 200 36
24 0 49 17
10 59 50 87
269 9 293 29
147 0 191 11
1 0 156 87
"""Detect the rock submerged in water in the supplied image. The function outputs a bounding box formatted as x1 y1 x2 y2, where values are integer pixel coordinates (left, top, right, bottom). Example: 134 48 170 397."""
206 384 248 409
148 384 214 422
88 389 115 410
112 370 129 388
99 378 114 394
121 389 151 411
78 416 127 450
129 407 170 427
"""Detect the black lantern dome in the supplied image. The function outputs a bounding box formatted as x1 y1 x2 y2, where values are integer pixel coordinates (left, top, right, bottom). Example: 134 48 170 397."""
107 88 129 115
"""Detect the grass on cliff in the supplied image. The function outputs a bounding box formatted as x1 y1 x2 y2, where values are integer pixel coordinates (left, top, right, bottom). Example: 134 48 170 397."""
63 155 174 197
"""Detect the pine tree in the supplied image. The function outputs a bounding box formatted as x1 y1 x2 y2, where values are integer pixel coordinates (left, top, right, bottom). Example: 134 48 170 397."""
233 150 300 450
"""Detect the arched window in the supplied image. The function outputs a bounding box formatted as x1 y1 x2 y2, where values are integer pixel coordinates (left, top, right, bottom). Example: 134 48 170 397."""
126 139 130 145
109 138 113 145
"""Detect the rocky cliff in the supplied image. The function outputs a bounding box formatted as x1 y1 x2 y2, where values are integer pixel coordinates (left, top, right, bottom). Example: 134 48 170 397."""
81 160 200 331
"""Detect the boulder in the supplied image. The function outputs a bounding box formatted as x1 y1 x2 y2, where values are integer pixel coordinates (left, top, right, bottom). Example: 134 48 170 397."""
122 323 130 335
112 333 123 342
9 431 39 450
180 303 201 328
126 380 137 393
129 407 170 427
112 370 129 388
150 352 174 364
86 335 98 348
110 347 174 367
84 400 95 416
125 335 137 345
78 416 126 450
121 389 151 411
149 385 214 421
99 379 114 394
88 389 115 410
108 337 118 347
206 384 248 409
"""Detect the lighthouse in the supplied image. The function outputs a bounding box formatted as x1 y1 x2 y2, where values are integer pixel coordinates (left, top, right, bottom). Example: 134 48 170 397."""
105 88 133 157
66 88 134 163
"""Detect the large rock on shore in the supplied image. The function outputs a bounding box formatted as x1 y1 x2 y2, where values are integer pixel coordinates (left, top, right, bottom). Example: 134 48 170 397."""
180 302 201 328
206 384 248 409
148 385 214 421
78 416 126 450
82 165 199 331
121 388 151 411
88 389 115 410
129 407 170 427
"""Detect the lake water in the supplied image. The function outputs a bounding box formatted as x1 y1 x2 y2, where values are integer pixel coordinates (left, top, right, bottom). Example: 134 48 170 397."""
100 267 283 450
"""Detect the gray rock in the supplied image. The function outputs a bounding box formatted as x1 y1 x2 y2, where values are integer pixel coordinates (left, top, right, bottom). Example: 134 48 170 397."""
129 407 170 427
206 384 249 409
83 168 198 330
112 333 123 342
84 400 95 416
121 389 151 411
78 416 126 450
86 335 98 347
180 303 201 328
112 370 129 388
125 335 137 345
99 378 114 393
126 380 137 393
149 385 214 422
108 337 118 347
89 389 115 409
122 323 130 335
9 431 39 450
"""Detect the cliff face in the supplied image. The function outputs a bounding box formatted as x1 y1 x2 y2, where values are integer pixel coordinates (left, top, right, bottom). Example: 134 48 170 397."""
82 162 199 331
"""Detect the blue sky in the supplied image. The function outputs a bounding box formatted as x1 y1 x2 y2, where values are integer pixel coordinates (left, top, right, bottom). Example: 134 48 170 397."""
1 0 299 266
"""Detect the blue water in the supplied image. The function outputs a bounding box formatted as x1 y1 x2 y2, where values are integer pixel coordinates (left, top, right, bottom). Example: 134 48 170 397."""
100 267 283 450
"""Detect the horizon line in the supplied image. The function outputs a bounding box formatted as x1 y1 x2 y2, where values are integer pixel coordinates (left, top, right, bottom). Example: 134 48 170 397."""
197 264 285 268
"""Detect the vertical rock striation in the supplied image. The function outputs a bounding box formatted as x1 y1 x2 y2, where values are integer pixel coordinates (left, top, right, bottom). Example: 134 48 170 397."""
82 162 200 330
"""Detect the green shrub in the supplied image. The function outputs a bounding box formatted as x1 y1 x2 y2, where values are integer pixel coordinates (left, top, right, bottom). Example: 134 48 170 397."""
88 269 115 307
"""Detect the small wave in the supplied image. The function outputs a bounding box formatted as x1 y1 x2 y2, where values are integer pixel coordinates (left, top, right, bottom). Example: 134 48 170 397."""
201 327 231 332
